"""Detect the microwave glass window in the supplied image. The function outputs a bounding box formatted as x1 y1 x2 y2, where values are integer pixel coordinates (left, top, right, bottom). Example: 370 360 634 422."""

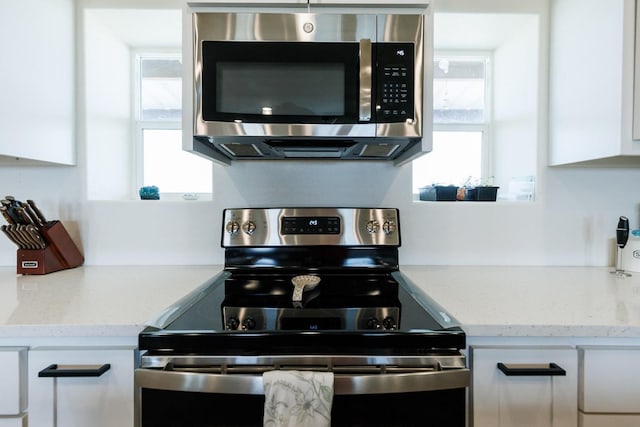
216 62 345 116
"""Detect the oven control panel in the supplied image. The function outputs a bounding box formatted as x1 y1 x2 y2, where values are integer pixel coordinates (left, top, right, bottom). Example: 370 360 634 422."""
222 208 400 247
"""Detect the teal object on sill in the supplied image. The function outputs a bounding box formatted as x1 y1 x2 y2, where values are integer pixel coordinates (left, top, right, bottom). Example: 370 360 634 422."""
139 186 160 200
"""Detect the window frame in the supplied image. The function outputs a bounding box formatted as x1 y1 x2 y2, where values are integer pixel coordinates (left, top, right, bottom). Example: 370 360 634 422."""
132 50 212 201
413 50 494 195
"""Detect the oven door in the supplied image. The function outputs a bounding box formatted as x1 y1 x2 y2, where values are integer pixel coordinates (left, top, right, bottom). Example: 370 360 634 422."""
135 358 469 427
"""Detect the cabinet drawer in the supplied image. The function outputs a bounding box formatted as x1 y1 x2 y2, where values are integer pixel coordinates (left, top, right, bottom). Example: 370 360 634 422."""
471 346 578 427
579 412 640 427
0 415 27 427
579 347 640 413
28 346 136 427
0 348 27 415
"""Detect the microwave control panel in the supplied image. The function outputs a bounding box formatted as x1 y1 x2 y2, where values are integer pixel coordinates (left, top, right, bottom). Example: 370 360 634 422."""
375 43 415 123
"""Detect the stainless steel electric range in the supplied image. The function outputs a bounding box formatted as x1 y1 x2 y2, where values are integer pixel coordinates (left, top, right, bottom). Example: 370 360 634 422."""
135 208 468 427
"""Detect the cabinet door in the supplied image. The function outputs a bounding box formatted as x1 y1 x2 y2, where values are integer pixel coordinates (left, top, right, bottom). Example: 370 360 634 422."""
471 346 578 427
0 0 75 165
0 347 27 415
579 347 640 413
28 347 135 427
579 413 640 427
634 0 640 140
0 417 26 427
549 0 638 165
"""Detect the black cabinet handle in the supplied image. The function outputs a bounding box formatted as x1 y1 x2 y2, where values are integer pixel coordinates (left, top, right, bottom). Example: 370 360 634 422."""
497 362 566 376
38 363 111 378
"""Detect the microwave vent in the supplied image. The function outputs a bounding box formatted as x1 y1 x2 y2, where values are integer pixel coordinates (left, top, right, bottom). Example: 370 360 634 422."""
220 143 263 157
359 144 400 158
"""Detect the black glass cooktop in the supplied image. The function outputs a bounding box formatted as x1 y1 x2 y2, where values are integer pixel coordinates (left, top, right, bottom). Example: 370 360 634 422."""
139 270 465 356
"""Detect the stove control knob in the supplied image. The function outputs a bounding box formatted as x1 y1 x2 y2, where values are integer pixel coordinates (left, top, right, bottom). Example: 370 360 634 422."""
225 221 240 235
382 316 397 330
382 220 397 235
242 221 256 235
366 318 382 330
226 317 239 330
366 220 380 234
242 317 257 330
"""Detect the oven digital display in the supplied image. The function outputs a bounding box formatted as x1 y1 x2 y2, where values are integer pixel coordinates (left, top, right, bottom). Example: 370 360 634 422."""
281 216 340 235
280 317 342 330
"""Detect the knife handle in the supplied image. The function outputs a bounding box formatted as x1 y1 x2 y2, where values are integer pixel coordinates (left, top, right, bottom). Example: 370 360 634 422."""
15 206 34 226
5 225 30 249
0 207 15 225
26 200 48 225
617 216 630 249
1 225 22 248
20 204 41 226
26 225 47 249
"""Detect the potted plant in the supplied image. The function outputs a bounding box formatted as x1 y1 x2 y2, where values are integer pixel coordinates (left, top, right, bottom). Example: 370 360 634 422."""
466 177 499 201
419 183 459 201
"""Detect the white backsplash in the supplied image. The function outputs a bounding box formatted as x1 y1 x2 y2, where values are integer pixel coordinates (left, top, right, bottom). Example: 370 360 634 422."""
0 160 638 267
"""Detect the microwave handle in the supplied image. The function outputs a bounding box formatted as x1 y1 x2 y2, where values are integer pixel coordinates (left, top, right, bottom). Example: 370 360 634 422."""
359 38 372 122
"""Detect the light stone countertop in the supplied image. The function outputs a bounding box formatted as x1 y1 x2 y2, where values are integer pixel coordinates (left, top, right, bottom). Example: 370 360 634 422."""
0 265 221 337
1 265 639 338
400 265 640 337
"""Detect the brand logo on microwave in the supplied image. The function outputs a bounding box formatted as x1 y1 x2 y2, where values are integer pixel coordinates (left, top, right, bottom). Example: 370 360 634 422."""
633 250 640 259
396 49 405 56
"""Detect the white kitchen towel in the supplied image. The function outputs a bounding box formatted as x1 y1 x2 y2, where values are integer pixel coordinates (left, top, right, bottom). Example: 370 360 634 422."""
263 370 334 427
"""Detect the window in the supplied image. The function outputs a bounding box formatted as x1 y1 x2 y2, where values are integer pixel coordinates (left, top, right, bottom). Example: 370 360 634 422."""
412 10 541 202
135 54 212 199
413 54 490 193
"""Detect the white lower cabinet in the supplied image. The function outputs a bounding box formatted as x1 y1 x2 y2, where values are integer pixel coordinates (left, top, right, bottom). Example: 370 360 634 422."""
27 346 136 427
579 413 640 427
471 346 578 427
0 347 27 427
579 346 640 426
0 419 27 427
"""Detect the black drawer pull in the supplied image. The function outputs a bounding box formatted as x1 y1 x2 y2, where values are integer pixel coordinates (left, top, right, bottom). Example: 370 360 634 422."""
38 364 111 378
497 362 566 376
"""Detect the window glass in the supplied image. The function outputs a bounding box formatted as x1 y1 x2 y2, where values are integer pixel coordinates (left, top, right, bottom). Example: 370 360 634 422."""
413 131 483 192
413 54 489 194
142 129 212 193
140 57 182 121
137 54 212 198
433 57 486 124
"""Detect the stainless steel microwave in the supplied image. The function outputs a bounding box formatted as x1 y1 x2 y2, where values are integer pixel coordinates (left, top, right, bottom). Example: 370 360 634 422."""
187 11 430 165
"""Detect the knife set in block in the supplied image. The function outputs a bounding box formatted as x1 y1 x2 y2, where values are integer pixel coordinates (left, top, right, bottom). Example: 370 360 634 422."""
16 221 84 275
1 197 84 275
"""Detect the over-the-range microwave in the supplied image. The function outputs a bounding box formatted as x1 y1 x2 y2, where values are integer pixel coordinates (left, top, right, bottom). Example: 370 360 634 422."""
185 11 432 165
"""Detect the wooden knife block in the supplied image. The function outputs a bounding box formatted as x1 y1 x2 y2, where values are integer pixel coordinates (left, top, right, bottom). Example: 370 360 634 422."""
17 221 84 275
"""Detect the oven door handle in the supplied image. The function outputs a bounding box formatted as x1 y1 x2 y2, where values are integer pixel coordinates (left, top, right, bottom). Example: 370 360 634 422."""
135 368 469 395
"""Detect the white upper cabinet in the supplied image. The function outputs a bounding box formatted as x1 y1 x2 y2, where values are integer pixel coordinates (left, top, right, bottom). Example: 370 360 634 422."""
549 0 640 166
0 0 75 165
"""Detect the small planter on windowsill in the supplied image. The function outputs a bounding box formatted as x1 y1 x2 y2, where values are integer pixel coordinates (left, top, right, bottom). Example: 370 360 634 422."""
466 186 499 201
419 185 459 201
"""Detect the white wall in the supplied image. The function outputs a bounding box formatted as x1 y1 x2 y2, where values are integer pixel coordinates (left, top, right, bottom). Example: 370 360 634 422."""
0 159 636 267
492 14 538 192
84 10 133 200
